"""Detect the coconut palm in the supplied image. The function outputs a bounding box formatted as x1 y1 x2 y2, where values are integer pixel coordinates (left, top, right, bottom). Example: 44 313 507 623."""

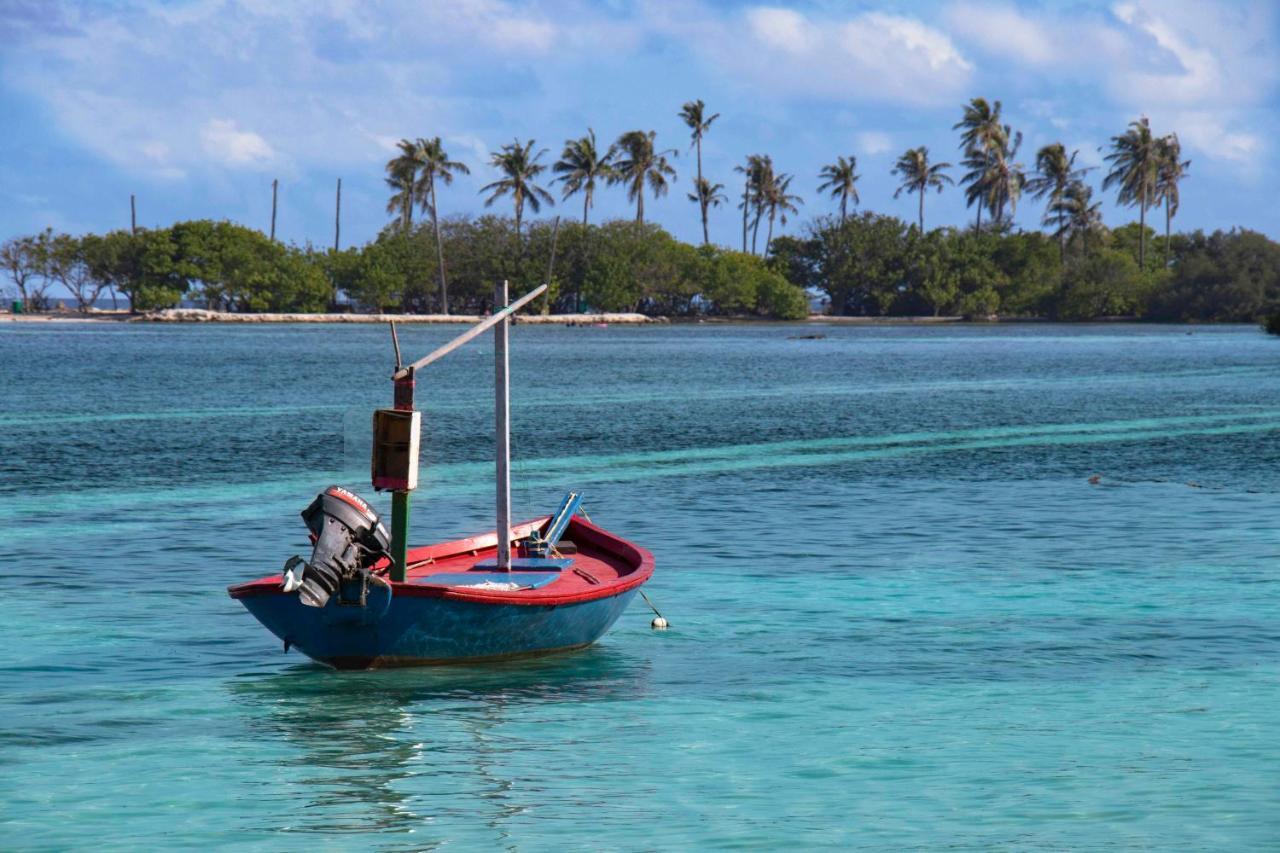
1154 133 1190 267
734 154 767 253
1048 180 1103 258
954 98 1005 230
679 99 720 244
688 178 727 228
553 129 614 227
610 130 677 224
1103 117 1159 267
384 139 419 230
1027 143 1090 261
817 156 860 225
481 139 554 238
763 173 803 256
984 129 1026 227
411 137 469 314
892 147 953 232
733 154 774 254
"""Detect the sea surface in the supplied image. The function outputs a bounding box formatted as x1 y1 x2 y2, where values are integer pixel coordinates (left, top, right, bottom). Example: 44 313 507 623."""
2 321 1278 850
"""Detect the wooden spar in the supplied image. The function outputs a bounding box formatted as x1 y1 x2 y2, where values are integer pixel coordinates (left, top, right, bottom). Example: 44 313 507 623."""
495 280 512 571
391 283 547 379
334 177 342 252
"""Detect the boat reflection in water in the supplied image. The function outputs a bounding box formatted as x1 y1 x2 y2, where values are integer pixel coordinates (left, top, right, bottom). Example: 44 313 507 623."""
225 647 652 840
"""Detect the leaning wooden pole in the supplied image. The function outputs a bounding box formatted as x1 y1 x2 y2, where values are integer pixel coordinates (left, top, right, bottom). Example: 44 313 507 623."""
494 280 512 572
270 178 278 242
130 194 137 235
334 178 342 252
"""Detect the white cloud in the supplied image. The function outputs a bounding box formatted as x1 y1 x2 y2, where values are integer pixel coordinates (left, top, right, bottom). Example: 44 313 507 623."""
746 8 815 53
726 7 973 106
857 131 893 156
1173 112 1261 165
944 3 1055 65
941 0 1277 169
202 119 274 168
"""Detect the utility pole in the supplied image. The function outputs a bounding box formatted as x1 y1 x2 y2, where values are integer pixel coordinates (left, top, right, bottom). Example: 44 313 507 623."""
270 179 278 241
130 194 137 234
334 178 342 251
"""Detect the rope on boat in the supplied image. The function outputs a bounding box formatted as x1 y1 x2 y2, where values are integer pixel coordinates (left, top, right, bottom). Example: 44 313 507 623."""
639 589 669 630
576 502 666 630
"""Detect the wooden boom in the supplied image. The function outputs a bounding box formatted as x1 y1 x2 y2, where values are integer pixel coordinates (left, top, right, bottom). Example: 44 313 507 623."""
391 284 547 379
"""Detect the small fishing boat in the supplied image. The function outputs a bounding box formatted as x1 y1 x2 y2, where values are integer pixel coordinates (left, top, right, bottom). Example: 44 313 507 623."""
228 282 657 669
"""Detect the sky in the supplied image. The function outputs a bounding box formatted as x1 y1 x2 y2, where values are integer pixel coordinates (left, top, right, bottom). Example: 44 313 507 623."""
2 0 1278 251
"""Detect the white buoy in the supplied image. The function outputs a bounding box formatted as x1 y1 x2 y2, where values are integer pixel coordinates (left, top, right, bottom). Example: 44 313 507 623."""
651 616 669 630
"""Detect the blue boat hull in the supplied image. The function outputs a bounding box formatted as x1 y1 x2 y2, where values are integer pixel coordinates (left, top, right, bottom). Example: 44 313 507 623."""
238 585 640 669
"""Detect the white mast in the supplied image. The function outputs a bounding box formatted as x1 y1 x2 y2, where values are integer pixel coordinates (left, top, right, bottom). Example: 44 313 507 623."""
494 279 512 571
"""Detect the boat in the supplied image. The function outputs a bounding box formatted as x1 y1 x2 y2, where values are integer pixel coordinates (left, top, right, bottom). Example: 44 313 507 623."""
227 282 656 670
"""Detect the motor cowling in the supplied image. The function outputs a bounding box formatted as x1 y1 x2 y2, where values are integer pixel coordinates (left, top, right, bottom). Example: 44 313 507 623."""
288 486 391 608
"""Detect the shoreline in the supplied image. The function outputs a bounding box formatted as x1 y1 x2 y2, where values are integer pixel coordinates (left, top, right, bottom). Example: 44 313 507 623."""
0 309 663 325
0 310 1252 326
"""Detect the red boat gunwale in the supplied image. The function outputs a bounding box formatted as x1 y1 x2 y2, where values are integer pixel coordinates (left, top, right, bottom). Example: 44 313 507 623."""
227 515 653 607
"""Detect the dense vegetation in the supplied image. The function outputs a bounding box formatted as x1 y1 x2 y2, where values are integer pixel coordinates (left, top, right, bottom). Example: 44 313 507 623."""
3 96 1279 322
0 218 808 319
4 215 1278 323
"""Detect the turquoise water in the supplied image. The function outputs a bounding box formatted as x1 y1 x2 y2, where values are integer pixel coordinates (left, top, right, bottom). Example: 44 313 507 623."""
2 322 1279 850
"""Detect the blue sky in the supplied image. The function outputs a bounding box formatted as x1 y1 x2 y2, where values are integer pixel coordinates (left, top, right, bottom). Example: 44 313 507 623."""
2 0 1277 250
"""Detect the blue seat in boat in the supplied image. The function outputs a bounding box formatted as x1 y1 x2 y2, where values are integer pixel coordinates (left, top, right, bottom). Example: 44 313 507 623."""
414 571 562 590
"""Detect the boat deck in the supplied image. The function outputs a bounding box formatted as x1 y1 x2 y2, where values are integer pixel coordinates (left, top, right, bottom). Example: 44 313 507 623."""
229 515 652 608
390 515 649 605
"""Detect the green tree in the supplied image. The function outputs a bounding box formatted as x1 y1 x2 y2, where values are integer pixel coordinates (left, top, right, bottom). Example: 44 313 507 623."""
1153 133 1190 267
482 139 554 238
953 97 1005 230
412 137 470 314
0 229 54 311
687 179 727 236
763 173 802 256
384 139 419 231
1056 248 1147 320
46 234 105 311
892 147 953 233
610 130 677 225
1103 116 1159 268
1046 180 1104 259
817 156 860 225
1027 144 1090 261
553 130 614 226
678 99 720 244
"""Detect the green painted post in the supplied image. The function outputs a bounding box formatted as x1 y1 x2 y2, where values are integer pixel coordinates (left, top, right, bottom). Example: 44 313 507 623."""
390 491 410 582
388 366 415 583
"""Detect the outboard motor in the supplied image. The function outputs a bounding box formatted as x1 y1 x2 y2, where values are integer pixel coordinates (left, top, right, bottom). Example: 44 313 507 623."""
283 486 391 608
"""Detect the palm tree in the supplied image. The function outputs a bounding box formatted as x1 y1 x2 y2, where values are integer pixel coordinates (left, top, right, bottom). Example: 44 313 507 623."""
818 156 860 225
763 173 802 255
984 129 1026 227
688 178 727 231
553 129 614 226
679 99 720 244
1154 133 1190 267
610 130 677 224
384 139 419 230
481 138 554 238
954 98 1005 230
732 154 774 254
1103 116 1159 267
1027 143 1090 261
892 147 953 232
1048 180 1103 258
412 137 469 314
734 154 767 253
